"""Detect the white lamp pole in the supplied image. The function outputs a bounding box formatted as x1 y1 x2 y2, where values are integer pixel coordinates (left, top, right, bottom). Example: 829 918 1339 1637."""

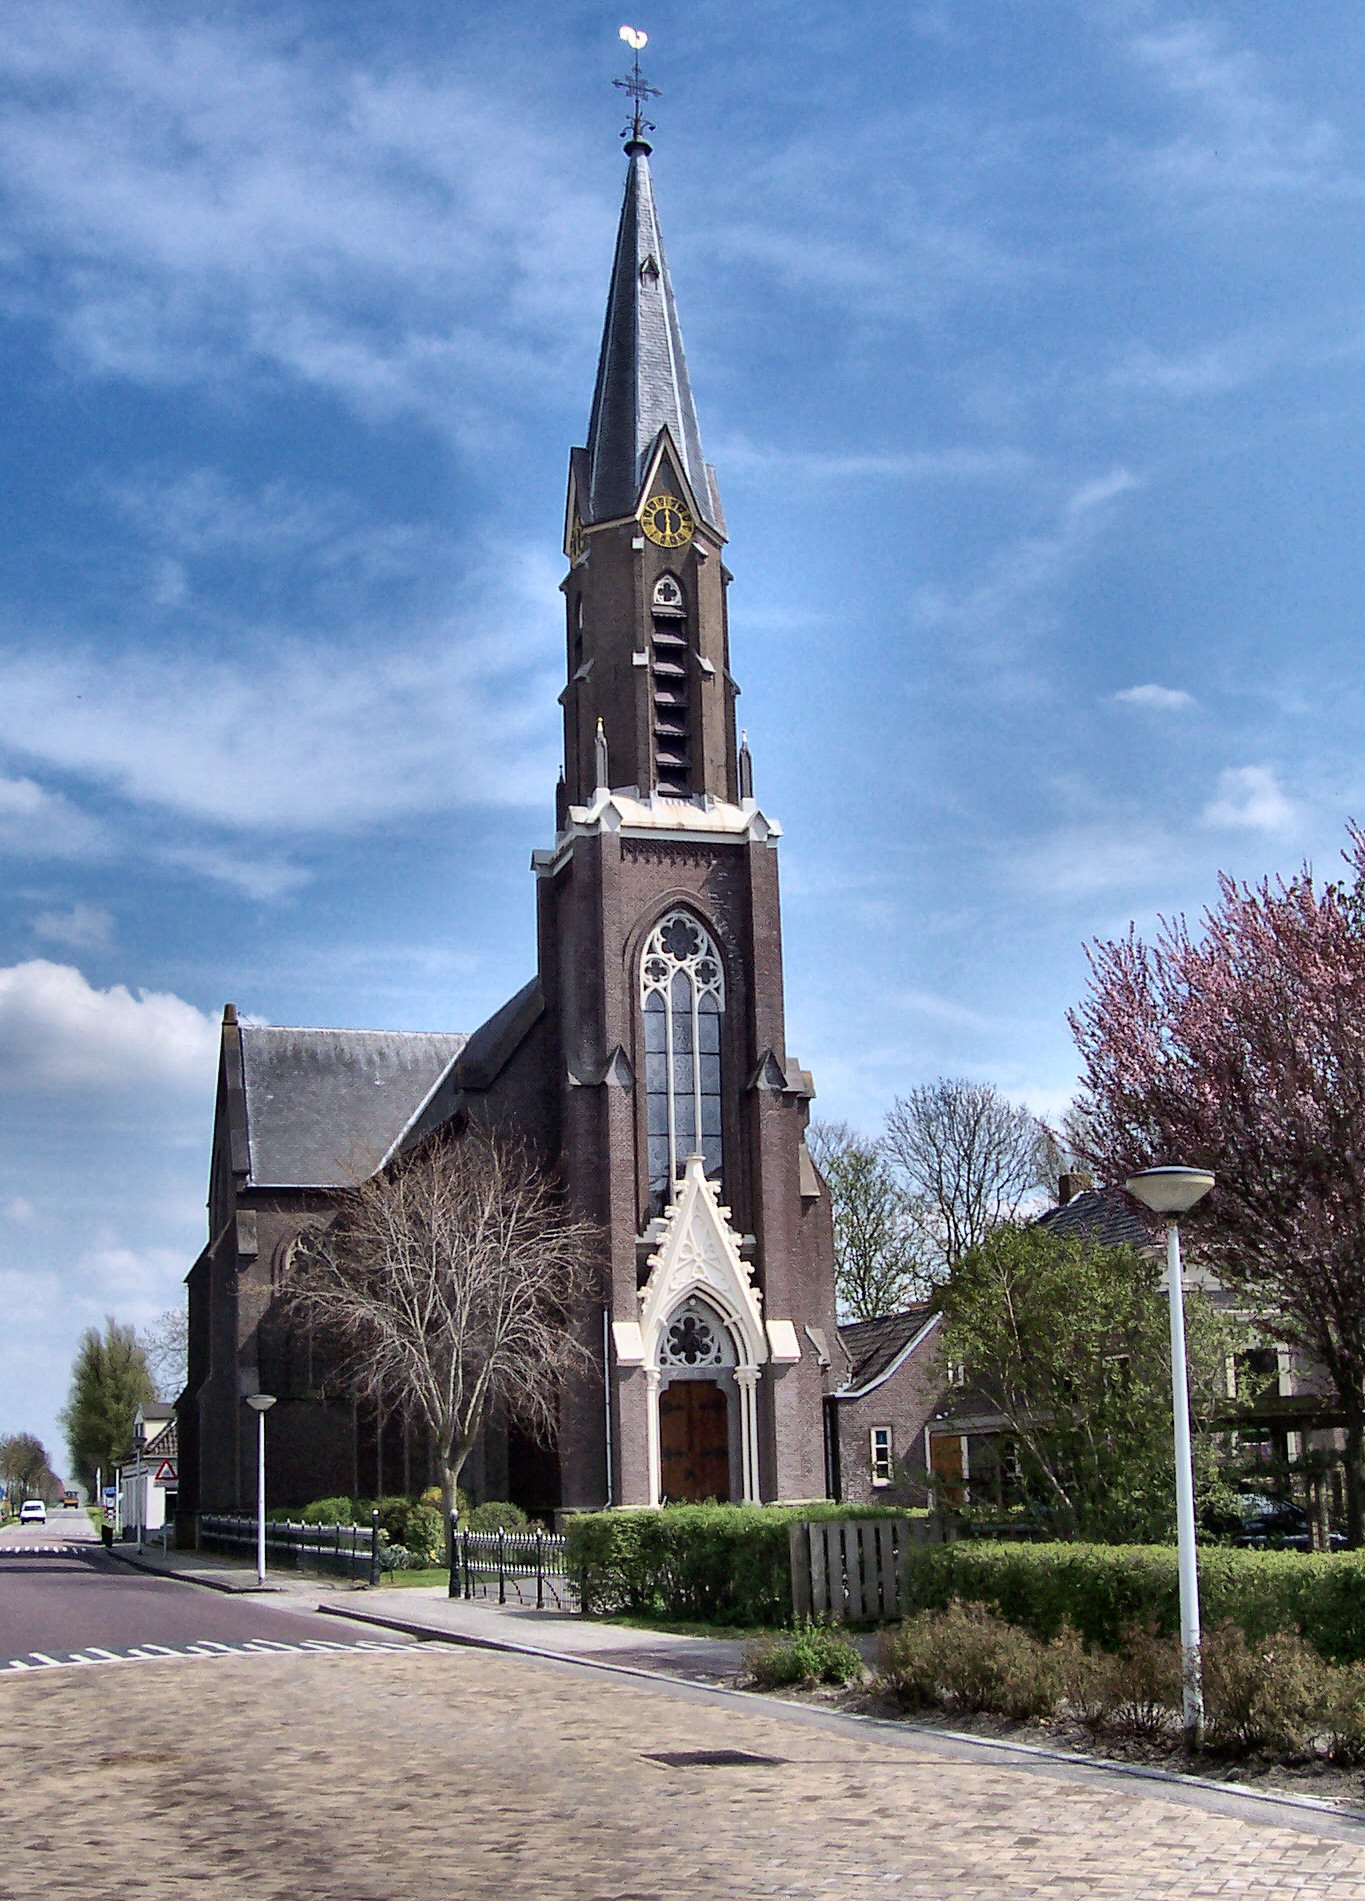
1126 1165 1215 1750
245 1395 276 1585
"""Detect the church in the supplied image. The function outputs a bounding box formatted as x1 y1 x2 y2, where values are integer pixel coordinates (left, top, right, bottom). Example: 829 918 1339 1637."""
180 85 846 1527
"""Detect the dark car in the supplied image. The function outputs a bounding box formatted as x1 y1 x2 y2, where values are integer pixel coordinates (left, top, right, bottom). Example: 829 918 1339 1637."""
1208 1492 1345 1552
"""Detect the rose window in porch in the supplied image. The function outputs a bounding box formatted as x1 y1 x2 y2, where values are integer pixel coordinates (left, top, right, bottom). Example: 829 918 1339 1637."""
660 1299 730 1368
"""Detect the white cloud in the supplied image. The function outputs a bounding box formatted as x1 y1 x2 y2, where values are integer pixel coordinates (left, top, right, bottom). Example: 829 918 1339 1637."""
31 903 115 951
0 961 218 1093
1128 20 1352 201
914 468 1141 650
4 1198 37 1224
0 8 603 435
0 543 562 834
0 773 104 858
1110 683 1197 713
715 435 1032 487
1202 765 1296 834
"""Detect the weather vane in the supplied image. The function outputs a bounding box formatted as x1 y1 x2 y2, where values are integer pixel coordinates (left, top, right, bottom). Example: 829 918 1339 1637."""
614 25 660 146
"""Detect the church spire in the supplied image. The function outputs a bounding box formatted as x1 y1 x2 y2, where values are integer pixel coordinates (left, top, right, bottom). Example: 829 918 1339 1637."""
583 55 717 531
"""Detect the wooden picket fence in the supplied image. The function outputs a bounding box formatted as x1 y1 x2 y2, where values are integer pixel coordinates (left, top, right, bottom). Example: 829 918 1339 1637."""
789 1517 925 1623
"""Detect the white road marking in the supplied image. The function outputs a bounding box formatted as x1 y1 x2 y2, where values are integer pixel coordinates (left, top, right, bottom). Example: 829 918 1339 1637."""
0 1635 413 1673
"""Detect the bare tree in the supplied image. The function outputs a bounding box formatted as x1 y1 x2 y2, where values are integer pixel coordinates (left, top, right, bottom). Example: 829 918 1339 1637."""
807 1120 932 1319
286 1130 603 1518
0 1433 61 1507
882 1079 1057 1271
139 1306 188 1400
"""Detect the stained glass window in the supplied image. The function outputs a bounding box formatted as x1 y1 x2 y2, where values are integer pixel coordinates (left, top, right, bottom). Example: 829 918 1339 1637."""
641 909 725 1215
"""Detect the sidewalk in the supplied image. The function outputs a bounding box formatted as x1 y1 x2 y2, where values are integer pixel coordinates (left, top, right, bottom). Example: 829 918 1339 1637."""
105 1541 755 1678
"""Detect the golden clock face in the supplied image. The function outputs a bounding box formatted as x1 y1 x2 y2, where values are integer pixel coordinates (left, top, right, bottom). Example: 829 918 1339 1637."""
567 510 586 562
641 493 694 548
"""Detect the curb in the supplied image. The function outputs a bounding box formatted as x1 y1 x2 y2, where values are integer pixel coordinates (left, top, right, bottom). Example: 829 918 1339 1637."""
103 1545 284 1595
316 1601 1365 1832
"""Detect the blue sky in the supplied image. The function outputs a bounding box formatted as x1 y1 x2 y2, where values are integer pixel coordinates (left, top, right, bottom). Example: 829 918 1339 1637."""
4 1 1364 1475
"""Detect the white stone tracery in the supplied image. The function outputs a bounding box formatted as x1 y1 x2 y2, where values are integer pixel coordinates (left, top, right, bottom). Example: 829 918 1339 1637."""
641 909 725 1215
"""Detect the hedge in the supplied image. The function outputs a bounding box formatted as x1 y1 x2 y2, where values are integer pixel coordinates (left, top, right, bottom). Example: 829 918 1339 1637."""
566 1502 912 1626
900 1542 1365 1664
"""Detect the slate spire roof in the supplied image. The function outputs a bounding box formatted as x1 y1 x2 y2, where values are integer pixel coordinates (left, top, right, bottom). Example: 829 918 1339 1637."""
584 141 717 530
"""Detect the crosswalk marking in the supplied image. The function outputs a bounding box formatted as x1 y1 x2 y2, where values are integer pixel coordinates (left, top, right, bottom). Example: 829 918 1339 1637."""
0 1635 411 1674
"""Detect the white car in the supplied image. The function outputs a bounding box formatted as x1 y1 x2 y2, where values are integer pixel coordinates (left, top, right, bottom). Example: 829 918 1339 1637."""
19 1500 46 1524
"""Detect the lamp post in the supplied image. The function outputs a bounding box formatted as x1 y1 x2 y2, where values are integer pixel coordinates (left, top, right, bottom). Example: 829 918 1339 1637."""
245 1395 276 1586
132 1417 146 1553
1125 1164 1215 1750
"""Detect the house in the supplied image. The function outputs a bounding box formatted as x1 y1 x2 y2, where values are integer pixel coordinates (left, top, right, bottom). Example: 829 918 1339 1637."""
116 1403 178 1541
179 97 843 1527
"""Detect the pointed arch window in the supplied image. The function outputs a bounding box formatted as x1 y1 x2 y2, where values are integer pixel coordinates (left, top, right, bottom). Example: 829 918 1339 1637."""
642 910 724 1215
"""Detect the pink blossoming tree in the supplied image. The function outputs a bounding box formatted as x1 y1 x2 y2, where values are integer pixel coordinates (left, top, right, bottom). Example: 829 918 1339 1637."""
1070 828 1365 1545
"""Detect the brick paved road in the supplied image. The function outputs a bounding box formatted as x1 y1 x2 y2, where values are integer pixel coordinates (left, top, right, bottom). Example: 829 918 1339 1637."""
3 1644 1364 1899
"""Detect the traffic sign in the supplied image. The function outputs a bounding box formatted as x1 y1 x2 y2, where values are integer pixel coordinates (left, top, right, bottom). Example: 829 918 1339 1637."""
153 1459 178 1486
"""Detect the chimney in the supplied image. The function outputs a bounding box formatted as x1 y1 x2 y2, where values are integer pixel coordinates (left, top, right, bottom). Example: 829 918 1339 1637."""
1058 1171 1092 1205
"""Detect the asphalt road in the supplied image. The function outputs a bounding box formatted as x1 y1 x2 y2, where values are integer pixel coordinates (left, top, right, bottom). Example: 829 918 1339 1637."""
0 1509 416 1671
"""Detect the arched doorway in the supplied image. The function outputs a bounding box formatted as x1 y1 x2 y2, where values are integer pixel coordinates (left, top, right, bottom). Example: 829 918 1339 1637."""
657 1296 736 1503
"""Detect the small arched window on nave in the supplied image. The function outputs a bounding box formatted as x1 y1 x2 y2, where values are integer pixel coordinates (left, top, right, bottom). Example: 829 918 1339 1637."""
641 909 724 1216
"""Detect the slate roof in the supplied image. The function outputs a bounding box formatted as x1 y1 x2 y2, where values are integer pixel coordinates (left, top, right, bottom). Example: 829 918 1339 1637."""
838 1305 937 1391
239 1026 468 1189
1033 1184 1161 1251
584 147 719 530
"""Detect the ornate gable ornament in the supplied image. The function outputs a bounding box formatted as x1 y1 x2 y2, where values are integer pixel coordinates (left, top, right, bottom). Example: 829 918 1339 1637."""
633 1153 768 1368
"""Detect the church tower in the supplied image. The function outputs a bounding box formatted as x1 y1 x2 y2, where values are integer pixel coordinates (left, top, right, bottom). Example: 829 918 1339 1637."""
533 61 840 1510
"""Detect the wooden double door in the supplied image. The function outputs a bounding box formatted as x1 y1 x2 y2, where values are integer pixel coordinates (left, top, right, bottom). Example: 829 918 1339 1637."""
659 1378 731 1503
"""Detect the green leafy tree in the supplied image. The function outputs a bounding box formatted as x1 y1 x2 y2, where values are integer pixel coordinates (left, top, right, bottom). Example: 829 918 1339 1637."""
58 1318 156 1496
807 1120 930 1319
937 1225 1240 1542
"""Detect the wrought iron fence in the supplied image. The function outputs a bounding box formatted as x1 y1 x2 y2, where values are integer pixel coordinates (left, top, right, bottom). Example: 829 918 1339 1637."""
448 1526 577 1610
199 1512 380 1583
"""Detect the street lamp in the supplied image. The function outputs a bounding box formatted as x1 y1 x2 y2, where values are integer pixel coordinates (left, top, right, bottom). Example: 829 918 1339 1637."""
245 1395 277 1586
1125 1164 1215 1750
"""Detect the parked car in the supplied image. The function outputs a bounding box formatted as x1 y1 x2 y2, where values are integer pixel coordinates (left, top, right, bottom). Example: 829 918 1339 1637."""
1206 1491 1345 1552
19 1500 47 1524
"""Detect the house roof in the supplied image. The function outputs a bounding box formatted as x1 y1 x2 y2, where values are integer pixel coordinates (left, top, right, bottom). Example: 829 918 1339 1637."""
239 1026 468 1189
1033 1184 1161 1251
838 1305 937 1391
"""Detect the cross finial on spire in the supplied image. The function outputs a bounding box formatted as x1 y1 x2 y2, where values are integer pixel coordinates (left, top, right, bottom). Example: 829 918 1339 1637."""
614 26 660 152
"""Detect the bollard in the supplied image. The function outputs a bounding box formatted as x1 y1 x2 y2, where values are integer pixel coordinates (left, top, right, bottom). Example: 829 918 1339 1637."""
498 1527 506 1605
369 1508 381 1588
448 1510 459 1598
536 1527 544 1610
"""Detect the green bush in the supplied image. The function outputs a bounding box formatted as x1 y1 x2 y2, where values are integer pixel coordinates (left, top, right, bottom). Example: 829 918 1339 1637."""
745 1621 864 1688
374 1499 444 1564
466 1500 529 1534
568 1503 903 1626
900 1541 1365 1663
378 1542 412 1573
296 1496 362 1527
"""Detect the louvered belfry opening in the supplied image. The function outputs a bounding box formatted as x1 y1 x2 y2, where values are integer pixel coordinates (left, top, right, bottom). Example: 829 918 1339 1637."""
651 572 691 797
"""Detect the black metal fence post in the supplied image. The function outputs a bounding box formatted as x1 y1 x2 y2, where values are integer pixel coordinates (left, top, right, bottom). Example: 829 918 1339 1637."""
448 1511 459 1598
369 1508 381 1587
498 1527 506 1605
536 1528 544 1610
462 1527 470 1599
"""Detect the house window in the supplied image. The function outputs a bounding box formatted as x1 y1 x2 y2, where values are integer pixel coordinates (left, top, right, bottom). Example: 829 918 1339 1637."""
946 1360 967 1388
642 910 725 1215
870 1425 894 1487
